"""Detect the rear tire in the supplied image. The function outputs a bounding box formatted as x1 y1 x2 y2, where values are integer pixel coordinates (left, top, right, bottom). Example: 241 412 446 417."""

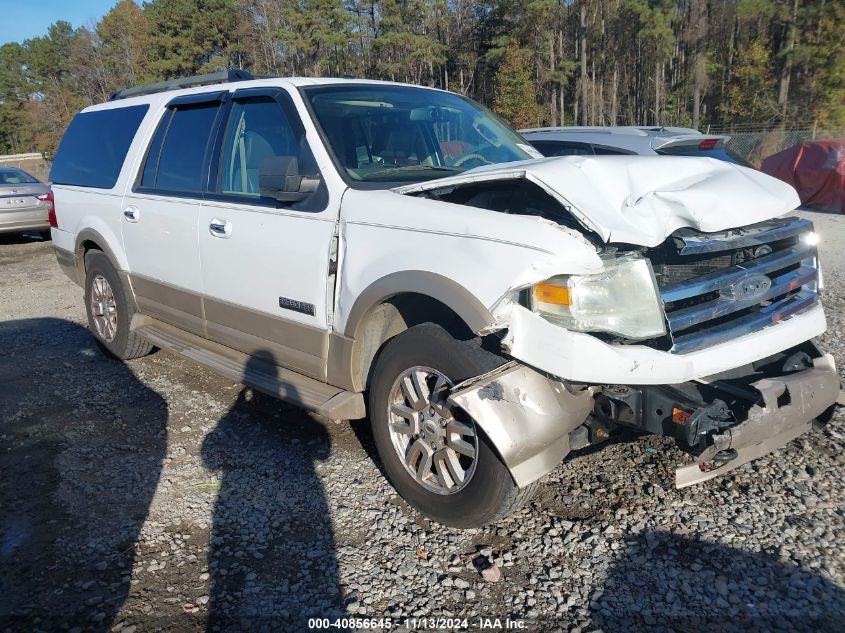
84 250 153 360
368 323 538 528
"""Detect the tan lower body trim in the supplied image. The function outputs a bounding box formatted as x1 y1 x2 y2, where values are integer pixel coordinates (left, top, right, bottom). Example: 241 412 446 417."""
129 273 329 381
327 332 358 392
130 274 205 338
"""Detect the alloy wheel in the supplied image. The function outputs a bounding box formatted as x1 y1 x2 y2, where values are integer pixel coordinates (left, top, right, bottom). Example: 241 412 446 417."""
387 366 478 495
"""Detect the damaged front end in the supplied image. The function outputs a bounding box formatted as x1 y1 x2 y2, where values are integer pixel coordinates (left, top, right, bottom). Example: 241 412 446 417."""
448 343 842 490
397 159 841 491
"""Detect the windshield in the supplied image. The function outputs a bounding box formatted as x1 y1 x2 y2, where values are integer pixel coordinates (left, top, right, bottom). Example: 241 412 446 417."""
303 84 534 185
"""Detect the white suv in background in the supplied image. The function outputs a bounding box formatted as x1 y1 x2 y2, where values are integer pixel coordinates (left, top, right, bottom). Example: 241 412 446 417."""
49 70 842 527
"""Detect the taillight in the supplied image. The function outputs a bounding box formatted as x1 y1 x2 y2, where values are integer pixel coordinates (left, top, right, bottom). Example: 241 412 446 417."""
37 191 57 228
698 138 718 150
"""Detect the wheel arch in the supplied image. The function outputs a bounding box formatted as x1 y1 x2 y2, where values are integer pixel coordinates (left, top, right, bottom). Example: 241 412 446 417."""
334 272 498 393
75 228 125 277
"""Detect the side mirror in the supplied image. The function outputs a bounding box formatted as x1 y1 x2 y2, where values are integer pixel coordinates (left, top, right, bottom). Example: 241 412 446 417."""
259 156 320 203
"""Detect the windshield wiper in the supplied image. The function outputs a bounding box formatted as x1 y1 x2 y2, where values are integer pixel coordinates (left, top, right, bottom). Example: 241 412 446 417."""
361 165 463 180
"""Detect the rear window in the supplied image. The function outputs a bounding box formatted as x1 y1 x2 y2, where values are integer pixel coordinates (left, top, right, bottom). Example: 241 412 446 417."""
0 168 39 184
657 146 754 168
50 105 149 189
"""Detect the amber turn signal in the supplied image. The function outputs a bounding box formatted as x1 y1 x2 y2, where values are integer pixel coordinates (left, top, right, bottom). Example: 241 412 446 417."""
534 283 571 306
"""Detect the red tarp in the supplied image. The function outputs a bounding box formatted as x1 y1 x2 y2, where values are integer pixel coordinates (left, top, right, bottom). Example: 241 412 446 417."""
761 140 845 213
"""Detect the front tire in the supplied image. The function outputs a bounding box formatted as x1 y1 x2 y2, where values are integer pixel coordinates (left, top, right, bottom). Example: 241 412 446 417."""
368 323 537 528
84 251 153 360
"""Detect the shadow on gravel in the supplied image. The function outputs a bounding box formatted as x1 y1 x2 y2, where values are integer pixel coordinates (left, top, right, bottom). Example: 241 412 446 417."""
0 318 167 631
592 530 845 633
201 351 343 630
0 231 50 245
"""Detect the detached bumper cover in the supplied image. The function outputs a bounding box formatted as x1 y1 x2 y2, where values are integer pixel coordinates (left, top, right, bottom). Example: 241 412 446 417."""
448 362 594 488
676 353 843 487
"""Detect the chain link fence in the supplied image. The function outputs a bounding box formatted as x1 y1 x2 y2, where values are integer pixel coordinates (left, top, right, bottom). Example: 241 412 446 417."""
704 126 845 165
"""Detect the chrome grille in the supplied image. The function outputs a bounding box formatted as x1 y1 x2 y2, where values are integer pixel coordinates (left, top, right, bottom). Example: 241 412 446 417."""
652 217 819 354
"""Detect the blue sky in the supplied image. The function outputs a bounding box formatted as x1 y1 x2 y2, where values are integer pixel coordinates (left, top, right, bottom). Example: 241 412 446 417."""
0 0 132 45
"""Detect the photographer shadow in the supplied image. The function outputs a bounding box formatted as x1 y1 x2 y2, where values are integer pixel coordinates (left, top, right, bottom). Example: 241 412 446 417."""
0 317 167 631
201 350 344 630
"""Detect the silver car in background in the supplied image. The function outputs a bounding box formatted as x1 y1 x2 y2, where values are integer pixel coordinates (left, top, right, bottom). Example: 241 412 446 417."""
520 126 754 167
0 167 52 236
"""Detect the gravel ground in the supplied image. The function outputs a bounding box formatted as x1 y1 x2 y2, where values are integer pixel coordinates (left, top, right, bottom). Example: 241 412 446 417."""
0 210 843 633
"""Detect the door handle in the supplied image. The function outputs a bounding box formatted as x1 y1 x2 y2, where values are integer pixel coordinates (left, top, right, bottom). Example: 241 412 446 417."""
123 206 139 222
209 218 232 238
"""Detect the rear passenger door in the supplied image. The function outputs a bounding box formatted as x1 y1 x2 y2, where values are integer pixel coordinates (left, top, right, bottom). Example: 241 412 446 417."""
122 92 226 336
198 87 338 381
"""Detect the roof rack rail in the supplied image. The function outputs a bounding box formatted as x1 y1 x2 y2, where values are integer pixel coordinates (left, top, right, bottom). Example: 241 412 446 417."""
109 69 255 101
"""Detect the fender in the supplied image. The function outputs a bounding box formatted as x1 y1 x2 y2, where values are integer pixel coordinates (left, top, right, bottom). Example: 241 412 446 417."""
342 270 495 339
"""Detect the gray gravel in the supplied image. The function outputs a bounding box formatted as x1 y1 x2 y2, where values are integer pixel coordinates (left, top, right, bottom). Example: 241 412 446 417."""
0 211 843 632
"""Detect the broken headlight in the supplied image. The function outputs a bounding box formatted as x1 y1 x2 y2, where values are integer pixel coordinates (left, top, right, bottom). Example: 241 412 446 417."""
529 254 666 339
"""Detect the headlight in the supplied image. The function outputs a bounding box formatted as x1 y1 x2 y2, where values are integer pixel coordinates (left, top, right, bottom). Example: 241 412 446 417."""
530 254 666 339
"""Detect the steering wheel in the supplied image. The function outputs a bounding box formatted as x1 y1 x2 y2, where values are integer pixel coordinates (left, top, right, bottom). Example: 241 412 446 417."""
451 152 493 168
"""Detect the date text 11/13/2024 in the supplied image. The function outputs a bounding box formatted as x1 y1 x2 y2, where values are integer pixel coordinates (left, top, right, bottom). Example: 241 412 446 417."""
307 617 528 630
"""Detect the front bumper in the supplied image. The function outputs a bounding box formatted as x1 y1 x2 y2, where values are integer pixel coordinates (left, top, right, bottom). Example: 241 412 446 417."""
675 353 843 487
501 303 828 384
448 348 841 491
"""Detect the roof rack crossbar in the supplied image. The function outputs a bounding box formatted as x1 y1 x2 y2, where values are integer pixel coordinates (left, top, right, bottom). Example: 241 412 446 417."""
109 69 254 101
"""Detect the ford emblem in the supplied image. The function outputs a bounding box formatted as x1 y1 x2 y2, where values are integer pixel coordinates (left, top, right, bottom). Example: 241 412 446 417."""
722 274 772 302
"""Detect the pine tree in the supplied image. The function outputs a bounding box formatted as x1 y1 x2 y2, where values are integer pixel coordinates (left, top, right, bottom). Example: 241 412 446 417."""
492 38 543 129
143 0 240 80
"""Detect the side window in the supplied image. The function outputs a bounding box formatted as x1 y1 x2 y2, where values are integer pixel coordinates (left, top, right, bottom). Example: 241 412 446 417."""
592 144 636 155
51 104 149 189
219 98 312 197
141 102 221 192
529 141 594 157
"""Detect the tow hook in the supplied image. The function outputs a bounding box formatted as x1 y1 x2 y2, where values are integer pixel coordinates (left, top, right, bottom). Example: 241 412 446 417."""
698 448 738 472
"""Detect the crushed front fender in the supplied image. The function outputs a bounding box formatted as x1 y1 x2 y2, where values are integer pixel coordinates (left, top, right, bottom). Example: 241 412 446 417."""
448 362 594 488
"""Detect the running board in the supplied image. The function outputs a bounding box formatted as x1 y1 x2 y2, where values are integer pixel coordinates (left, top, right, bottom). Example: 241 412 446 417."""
131 315 365 420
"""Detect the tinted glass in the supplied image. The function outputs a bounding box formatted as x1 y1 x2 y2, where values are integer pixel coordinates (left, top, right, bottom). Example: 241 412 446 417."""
152 103 220 192
592 144 635 155
0 168 39 184
305 85 532 185
220 98 300 197
50 105 149 189
141 109 173 187
529 141 594 157
657 146 755 168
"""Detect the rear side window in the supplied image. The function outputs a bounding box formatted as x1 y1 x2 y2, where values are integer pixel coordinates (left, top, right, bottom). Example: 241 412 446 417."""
529 140 594 157
141 102 221 192
592 144 636 155
50 105 149 189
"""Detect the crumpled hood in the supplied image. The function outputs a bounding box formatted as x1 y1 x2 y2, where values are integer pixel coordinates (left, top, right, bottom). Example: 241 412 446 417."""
394 155 802 247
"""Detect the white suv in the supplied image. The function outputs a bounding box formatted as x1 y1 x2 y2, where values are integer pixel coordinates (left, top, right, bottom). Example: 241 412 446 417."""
49 70 842 527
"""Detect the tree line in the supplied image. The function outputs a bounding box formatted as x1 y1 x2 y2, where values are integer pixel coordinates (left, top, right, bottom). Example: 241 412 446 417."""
0 0 842 156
